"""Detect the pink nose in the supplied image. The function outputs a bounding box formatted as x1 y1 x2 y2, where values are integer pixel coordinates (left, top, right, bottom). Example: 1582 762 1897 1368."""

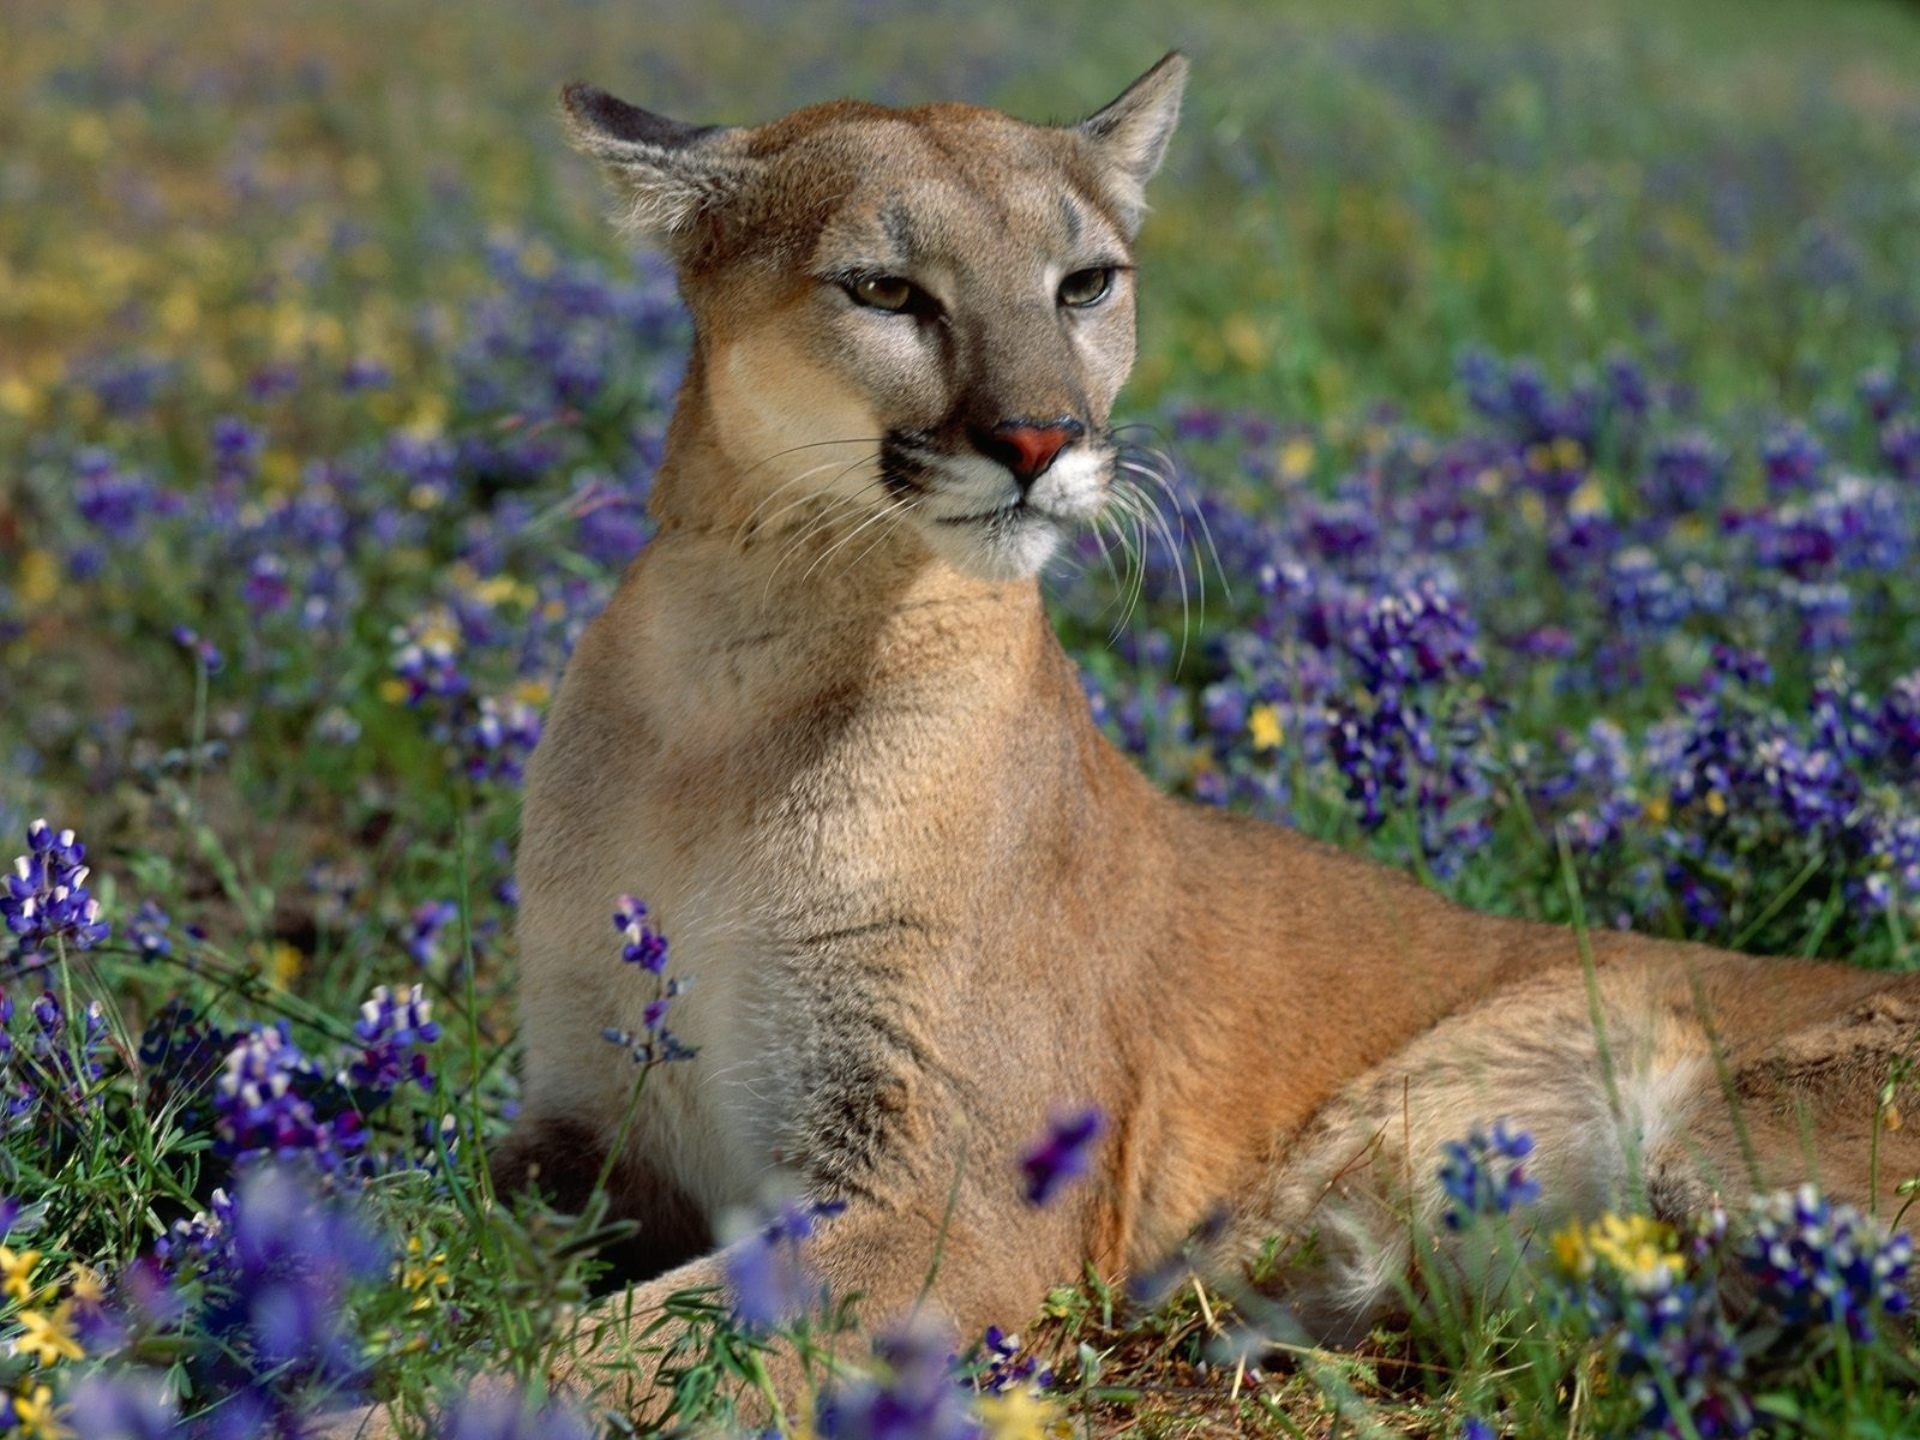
975 420 1082 484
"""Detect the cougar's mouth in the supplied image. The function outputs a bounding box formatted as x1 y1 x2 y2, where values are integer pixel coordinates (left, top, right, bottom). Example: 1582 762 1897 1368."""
936 501 1047 526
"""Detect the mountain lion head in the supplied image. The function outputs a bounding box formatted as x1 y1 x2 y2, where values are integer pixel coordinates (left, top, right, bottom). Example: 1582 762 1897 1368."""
561 55 1187 582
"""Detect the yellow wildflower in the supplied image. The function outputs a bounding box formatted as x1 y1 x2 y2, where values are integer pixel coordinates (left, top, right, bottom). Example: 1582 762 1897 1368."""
16 551 59 608
1221 314 1264 368
470 575 537 610
1277 436 1315 482
11 1383 68 1439
511 679 552 708
1248 704 1285 753
977 1389 1070 1440
69 114 109 158
249 940 304 990
1552 436 1586 471
1568 476 1608 517
405 394 449 438
67 1267 106 1308
1704 790 1728 818
520 240 557 277
379 678 410 705
399 1234 452 1313
0 375 41 419
1 1245 42 1304
14 1304 85 1365
1553 1213 1682 1294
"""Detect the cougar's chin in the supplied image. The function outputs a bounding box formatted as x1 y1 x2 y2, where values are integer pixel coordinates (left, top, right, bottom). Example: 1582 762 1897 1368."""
907 446 1110 582
915 504 1066 581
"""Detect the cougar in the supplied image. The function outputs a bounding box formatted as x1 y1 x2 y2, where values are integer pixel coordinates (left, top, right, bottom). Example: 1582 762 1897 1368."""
346 55 1920 1432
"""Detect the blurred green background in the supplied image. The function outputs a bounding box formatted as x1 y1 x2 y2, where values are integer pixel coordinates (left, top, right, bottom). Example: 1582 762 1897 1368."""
5 0 1920 436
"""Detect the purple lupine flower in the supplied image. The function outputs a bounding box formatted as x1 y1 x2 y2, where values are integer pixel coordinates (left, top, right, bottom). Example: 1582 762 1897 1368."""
1883 414 1920 481
4 987 110 1130
461 694 543 785
614 894 668 973
194 1165 388 1421
1882 672 1920 774
139 999 235 1122
1741 1185 1913 1344
213 1023 363 1170
61 1371 179 1440
724 1198 845 1329
171 625 224 672
1761 421 1825 494
211 415 265 483
815 1318 982 1440
974 1325 1054 1395
157 1186 238 1270
1437 1120 1540 1229
391 627 466 707
1019 1107 1104 1207
1645 431 1727 515
75 449 174 543
3 818 111 960
1610 1279 1753 1438
128 900 172 960
403 900 460 968
340 357 393 392
243 552 293 613
602 896 696 1067
347 984 442 1098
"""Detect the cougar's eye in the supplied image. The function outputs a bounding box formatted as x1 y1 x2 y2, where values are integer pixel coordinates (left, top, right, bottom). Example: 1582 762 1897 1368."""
1058 267 1115 308
846 275 934 316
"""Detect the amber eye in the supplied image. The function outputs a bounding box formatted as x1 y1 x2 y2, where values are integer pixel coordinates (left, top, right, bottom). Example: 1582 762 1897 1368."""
1058 267 1115 308
847 275 930 314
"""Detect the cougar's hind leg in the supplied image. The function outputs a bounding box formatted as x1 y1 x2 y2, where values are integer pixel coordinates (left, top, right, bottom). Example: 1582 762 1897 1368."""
1714 973 1920 1217
489 1113 712 1286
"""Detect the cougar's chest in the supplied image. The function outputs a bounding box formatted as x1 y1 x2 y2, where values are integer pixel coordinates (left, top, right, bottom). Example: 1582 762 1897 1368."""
583 612 959 1207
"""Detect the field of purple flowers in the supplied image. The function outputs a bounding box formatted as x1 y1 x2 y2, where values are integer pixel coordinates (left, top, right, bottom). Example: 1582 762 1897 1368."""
4 0 1920 1436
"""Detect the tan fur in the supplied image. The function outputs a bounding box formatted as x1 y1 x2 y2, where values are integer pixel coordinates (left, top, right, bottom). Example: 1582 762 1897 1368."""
325 58 1920 1437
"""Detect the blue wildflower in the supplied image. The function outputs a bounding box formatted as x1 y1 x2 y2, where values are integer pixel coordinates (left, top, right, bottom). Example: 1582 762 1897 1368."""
346 984 441 1099
1741 1185 1913 1345
1019 1107 1104 1207
128 900 172 960
1437 1120 1540 1229
614 894 668 973
403 899 460 968
213 1023 364 1171
62 1371 179 1440
816 1319 982 1440
3 818 111 961
724 1198 845 1329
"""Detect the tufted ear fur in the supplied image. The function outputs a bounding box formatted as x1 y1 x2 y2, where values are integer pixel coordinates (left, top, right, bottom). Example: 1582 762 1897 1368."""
1074 52 1188 235
559 83 763 241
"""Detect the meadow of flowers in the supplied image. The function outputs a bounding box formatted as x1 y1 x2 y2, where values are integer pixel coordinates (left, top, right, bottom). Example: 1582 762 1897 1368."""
4 0 1920 1435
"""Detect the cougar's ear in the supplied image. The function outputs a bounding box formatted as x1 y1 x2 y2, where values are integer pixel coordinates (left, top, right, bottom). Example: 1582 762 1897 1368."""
1075 52 1189 235
560 83 762 240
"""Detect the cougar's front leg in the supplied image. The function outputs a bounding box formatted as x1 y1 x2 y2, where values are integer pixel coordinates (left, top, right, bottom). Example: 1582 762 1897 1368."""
546 1194 1060 1424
